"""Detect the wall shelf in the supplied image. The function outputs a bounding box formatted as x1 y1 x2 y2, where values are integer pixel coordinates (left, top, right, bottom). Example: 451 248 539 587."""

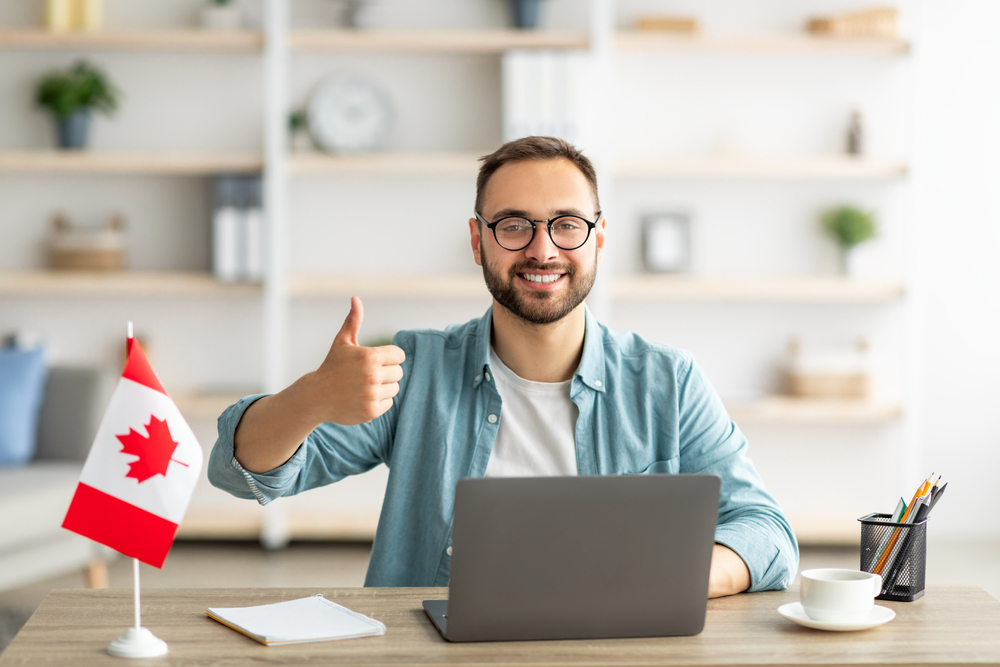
0 150 263 175
287 151 483 176
614 156 908 181
0 29 263 51
725 396 903 425
613 275 906 303
287 273 904 304
288 273 488 299
616 31 910 55
0 271 260 296
290 28 589 53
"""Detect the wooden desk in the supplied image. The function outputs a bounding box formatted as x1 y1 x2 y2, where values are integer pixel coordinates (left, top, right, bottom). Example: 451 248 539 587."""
2 586 999 666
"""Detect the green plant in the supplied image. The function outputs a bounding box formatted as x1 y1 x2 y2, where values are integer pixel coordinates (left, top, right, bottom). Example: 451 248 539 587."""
210 0 234 5
35 60 120 120
289 109 307 133
821 206 877 249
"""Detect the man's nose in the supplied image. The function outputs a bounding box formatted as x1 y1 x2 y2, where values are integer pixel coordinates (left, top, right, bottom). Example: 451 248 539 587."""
524 224 560 262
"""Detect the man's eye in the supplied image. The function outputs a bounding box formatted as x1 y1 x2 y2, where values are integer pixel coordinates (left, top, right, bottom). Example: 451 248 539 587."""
554 218 584 231
499 220 529 232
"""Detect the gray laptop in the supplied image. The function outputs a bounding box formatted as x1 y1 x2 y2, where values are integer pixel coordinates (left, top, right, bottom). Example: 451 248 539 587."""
422 474 720 642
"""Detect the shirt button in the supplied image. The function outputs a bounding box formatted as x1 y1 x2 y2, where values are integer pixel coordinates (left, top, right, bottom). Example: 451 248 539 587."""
485 372 491 382
446 546 453 556
487 414 498 424
475 374 481 382
595 380 603 387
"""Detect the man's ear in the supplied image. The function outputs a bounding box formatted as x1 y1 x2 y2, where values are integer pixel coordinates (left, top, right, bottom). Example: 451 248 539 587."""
469 218 483 266
595 215 606 264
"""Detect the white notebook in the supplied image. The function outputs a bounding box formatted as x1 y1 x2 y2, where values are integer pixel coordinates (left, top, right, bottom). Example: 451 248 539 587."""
206 594 386 646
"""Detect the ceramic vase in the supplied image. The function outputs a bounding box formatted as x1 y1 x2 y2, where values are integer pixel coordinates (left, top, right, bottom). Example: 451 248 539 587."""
511 0 543 29
57 109 90 149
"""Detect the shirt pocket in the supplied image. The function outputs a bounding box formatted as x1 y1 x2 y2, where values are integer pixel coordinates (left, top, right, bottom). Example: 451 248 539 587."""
635 457 680 475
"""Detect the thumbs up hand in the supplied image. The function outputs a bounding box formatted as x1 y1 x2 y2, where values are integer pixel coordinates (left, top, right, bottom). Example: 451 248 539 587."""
312 296 405 426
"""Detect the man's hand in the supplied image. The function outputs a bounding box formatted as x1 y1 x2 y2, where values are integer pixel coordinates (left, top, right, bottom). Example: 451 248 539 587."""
307 296 406 425
233 297 405 474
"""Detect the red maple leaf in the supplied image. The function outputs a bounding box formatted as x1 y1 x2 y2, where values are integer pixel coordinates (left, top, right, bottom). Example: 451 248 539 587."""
117 415 188 483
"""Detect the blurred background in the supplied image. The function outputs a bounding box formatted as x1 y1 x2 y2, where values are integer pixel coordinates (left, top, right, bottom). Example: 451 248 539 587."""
0 0 998 650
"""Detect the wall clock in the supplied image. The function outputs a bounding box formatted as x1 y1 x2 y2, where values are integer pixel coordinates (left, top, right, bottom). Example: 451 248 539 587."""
307 75 392 153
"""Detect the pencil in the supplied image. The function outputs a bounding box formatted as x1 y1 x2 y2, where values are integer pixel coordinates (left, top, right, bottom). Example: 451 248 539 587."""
873 473 935 575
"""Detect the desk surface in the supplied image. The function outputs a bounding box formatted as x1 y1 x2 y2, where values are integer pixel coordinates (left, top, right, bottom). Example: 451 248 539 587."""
2 586 999 666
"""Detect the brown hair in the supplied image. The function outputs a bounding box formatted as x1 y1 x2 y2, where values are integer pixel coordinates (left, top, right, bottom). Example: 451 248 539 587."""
475 136 600 216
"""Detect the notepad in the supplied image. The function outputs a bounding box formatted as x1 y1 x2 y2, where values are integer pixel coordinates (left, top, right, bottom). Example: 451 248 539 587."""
206 594 386 646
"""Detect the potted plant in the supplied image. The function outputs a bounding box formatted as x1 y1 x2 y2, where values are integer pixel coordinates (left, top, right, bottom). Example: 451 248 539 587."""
821 205 877 275
508 0 545 29
36 60 120 150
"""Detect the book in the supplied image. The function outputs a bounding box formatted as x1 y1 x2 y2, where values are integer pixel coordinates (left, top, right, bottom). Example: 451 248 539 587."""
206 594 386 646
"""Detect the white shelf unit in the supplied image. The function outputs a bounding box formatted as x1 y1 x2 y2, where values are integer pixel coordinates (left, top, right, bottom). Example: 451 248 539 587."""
0 1 912 545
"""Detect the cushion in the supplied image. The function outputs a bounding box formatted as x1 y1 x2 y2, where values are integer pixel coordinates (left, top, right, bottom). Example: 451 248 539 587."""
0 346 47 465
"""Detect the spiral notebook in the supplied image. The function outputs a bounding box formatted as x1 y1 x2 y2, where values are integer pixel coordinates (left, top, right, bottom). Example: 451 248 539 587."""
206 594 386 646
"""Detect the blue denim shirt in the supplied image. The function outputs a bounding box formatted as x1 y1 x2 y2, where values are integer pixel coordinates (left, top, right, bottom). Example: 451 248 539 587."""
209 307 798 590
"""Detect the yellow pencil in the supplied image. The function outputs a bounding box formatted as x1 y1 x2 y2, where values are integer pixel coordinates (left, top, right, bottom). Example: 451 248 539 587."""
873 472 934 575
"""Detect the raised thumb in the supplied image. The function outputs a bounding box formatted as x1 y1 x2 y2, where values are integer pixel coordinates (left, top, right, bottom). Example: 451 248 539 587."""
333 296 363 347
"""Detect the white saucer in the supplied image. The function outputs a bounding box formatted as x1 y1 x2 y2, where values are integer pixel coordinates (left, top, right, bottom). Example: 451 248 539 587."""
777 602 895 632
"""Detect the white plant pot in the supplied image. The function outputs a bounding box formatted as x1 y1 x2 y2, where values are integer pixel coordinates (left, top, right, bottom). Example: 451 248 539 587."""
201 4 242 31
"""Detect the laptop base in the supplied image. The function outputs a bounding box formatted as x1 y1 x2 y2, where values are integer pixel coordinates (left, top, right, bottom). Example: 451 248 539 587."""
422 600 450 640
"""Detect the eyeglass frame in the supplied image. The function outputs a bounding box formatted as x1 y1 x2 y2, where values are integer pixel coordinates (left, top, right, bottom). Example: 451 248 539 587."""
474 210 603 251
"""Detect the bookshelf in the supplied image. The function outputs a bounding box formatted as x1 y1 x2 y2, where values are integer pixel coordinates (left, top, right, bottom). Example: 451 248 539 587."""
289 28 588 52
0 0 913 546
0 28 263 50
0 271 259 296
615 31 910 55
0 150 262 175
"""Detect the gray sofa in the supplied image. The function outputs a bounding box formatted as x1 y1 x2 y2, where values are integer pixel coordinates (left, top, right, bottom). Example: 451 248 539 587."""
0 366 113 592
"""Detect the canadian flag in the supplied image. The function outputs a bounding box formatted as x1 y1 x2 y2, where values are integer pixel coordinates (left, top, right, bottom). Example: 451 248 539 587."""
62 336 202 568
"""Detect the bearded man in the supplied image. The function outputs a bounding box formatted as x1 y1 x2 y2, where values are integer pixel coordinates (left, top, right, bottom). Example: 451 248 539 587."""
209 136 798 597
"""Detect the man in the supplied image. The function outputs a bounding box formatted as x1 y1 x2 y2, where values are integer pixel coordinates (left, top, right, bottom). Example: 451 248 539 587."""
209 136 798 597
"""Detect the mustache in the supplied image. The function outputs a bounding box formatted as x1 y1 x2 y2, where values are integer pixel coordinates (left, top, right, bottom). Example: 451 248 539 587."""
509 262 574 274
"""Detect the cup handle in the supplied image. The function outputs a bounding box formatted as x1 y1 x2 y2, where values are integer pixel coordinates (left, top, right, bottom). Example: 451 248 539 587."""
872 573 883 597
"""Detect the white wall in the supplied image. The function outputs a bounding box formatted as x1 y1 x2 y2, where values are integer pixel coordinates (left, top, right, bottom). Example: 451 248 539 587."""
1 0 997 539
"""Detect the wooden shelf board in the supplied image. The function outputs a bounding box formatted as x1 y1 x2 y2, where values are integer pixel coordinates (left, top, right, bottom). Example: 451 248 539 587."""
287 151 484 175
788 515 862 546
613 275 906 303
0 29 262 50
726 396 903 425
174 391 253 419
0 150 262 175
616 31 910 55
288 273 489 299
614 156 908 181
290 29 588 53
0 271 261 296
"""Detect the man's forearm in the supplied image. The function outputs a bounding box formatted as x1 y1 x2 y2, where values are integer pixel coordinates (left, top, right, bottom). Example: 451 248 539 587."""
233 375 323 474
708 544 751 598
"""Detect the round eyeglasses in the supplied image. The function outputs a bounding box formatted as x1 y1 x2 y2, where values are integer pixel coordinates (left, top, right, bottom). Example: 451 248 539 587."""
475 211 601 251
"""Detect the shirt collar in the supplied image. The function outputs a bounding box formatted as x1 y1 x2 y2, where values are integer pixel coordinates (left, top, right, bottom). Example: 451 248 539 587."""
472 305 606 393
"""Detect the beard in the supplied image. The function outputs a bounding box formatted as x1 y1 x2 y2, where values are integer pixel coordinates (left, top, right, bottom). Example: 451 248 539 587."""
480 241 598 326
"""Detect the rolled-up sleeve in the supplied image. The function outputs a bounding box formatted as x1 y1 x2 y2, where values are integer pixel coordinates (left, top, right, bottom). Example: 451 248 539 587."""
676 359 799 592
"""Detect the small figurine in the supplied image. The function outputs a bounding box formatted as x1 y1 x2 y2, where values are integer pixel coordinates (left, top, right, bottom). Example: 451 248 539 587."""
846 108 864 156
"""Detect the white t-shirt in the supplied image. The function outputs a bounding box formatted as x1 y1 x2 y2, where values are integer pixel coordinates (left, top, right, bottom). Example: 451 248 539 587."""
484 347 579 477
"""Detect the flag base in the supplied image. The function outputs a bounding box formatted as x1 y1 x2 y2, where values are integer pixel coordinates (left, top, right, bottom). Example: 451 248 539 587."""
107 626 168 658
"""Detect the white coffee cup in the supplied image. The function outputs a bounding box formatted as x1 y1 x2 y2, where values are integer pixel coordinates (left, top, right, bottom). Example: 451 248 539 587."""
800 568 882 622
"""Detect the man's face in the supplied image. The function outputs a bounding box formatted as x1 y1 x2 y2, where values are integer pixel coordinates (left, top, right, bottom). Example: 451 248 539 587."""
470 158 605 326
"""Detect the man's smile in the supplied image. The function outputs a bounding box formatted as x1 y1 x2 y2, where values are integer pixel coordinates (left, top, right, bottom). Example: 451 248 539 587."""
519 272 564 285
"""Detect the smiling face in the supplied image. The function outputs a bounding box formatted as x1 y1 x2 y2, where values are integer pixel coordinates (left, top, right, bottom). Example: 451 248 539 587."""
470 158 605 326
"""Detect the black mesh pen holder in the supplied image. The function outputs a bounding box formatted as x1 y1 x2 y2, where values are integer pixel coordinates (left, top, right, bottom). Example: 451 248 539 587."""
858 513 926 601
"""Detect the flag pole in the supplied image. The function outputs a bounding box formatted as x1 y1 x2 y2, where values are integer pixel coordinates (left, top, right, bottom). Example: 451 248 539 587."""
133 558 141 629
106 322 169 659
